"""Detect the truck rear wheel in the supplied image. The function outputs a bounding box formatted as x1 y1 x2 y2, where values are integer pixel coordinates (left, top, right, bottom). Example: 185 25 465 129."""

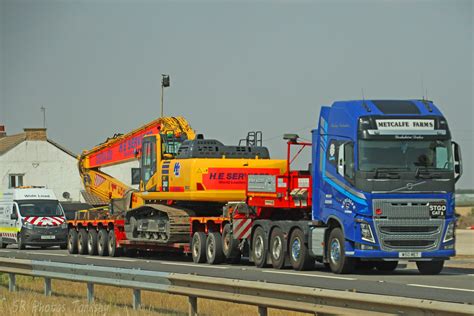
67 229 78 254
270 227 286 269
192 232 207 263
289 228 313 271
97 229 108 256
206 232 225 264
87 229 98 255
77 228 88 255
328 228 354 274
222 224 240 263
416 260 444 275
252 227 267 268
107 230 121 257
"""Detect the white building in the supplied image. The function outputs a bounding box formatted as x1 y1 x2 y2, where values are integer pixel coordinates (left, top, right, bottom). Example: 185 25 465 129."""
0 126 83 202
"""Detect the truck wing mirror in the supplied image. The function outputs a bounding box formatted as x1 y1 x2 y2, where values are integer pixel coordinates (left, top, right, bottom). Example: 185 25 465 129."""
11 212 18 220
452 141 462 182
337 143 346 177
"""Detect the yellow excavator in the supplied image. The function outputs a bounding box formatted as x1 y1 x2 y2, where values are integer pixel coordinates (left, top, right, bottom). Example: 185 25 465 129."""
78 116 286 243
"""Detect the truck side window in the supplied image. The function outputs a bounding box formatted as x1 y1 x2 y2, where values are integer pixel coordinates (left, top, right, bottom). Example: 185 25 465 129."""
344 142 355 182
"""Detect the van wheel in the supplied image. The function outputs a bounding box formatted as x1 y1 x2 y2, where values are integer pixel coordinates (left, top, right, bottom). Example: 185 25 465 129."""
1 239 7 248
416 260 444 275
97 229 108 256
191 232 206 263
222 224 240 263
252 227 267 268
59 243 67 250
87 229 98 255
17 234 26 250
270 227 286 269
67 229 78 254
328 228 355 274
206 232 225 264
77 228 88 255
289 228 313 271
107 230 121 257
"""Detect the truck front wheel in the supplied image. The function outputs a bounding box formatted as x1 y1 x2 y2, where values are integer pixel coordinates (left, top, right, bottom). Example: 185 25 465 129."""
67 229 78 254
328 228 355 274
416 260 444 275
289 228 313 271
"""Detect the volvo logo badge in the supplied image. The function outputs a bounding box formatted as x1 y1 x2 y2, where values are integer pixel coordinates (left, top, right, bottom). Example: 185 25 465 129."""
406 183 414 190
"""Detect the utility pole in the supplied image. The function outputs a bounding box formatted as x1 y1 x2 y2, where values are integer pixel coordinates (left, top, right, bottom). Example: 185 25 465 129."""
161 74 170 117
40 106 46 128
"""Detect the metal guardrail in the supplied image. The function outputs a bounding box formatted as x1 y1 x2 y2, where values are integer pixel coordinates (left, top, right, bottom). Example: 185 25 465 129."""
0 257 472 316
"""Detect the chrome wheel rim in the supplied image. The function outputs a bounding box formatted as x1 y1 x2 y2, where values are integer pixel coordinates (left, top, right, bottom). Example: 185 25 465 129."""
254 235 264 259
272 236 282 260
291 237 301 262
330 239 341 264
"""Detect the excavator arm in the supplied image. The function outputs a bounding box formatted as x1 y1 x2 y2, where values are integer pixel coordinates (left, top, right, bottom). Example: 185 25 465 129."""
79 117 195 204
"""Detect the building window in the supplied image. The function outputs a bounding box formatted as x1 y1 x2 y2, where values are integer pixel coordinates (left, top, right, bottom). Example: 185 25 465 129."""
9 174 24 188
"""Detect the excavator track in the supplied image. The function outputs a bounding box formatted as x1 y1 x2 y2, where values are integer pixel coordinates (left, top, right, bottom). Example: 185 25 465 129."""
125 204 195 244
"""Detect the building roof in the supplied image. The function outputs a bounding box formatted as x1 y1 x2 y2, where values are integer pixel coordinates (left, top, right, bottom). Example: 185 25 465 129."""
0 131 77 158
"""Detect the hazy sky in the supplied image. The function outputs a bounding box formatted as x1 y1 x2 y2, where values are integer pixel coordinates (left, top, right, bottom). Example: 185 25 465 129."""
1 0 473 188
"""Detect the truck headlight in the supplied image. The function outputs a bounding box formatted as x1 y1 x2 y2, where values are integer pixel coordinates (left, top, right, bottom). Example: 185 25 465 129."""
23 221 34 229
443 221 455 243
360 222 375 243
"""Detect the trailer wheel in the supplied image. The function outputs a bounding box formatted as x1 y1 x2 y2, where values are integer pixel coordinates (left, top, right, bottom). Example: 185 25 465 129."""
375 261 398 273
222 224 240 263
97 229 108 256
87 229 98 255
328 228 354 274
67 229 78 254
252 227 267 268
191 232 207 263
416 260 444 275
107 230 122 257
289 228 313 271
206 232 225 264
77 228 88 255
270 227 286 269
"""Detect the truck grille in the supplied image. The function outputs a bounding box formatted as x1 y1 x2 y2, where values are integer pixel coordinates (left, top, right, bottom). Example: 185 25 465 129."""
372 199 445 252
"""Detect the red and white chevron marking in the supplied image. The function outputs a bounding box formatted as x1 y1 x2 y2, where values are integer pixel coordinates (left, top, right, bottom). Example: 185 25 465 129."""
24 216 66 226
0 232 17 238
233 218 252 240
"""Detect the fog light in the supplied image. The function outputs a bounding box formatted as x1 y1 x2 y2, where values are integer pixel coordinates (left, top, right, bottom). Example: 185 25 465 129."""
360 222 375 243
444 243 454 250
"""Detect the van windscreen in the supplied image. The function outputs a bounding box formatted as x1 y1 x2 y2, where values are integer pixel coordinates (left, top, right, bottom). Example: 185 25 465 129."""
17 200 63 217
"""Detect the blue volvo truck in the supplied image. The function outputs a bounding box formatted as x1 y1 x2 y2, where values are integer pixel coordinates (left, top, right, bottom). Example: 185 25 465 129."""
225 99 462 275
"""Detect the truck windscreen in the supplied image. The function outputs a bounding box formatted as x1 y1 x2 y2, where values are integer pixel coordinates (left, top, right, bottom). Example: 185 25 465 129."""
17 200 63 217
358 140 453 172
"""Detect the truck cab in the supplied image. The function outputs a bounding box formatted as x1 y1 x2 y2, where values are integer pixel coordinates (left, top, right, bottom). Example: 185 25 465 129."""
0 187 68 249
313 100 462 274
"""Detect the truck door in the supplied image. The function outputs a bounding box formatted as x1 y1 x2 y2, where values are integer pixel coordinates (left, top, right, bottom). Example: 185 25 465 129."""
140 137 157 191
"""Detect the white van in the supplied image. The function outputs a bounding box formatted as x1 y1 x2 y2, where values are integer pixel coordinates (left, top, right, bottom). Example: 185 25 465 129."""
0 187 68 249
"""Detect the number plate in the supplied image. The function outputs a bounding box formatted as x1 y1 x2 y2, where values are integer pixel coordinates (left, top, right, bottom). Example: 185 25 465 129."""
41 235 55 240
428 202 446 218
399 251 421 258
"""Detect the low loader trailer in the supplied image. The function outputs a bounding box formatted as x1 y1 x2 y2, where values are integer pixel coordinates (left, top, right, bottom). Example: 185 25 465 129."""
68 100 462 274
